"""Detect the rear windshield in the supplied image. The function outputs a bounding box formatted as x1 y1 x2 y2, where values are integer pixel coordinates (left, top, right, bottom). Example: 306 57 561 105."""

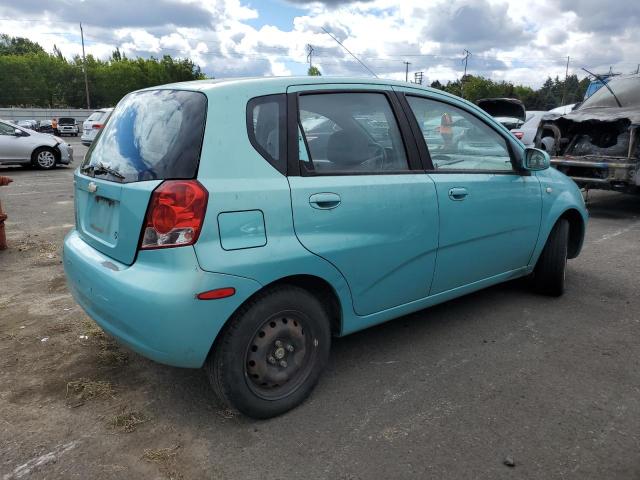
86 111 107 122
81 90 207 183
59 117 75 124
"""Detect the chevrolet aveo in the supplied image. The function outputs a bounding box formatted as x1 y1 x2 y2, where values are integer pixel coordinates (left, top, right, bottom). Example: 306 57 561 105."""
64 77 588 418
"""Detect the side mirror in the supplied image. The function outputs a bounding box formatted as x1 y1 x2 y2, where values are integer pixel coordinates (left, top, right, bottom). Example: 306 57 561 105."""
523 147 550 171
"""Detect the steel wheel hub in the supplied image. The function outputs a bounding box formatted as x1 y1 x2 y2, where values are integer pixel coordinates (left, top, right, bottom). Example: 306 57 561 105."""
245 313 310 397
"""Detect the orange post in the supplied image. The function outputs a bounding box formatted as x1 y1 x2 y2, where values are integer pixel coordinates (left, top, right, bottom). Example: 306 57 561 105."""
0 176 13 250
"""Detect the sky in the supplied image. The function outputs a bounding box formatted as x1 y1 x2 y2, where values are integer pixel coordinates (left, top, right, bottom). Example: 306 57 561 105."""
0 0 639 88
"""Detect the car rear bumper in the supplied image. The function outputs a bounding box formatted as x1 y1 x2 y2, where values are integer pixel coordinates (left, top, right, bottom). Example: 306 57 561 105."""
63 230 262 368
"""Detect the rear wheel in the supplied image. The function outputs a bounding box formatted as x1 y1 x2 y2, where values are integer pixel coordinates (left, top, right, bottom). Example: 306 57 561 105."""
532 219 569 296
32 147 57 170
205 285 331 419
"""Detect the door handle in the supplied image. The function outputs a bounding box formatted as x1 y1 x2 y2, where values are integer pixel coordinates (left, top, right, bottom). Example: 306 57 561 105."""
309 192 341 210
448 187 468 201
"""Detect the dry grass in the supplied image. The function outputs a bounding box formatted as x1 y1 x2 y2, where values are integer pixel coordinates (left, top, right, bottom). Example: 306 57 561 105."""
66 378 115 403
48 323 73 334
142 445 180 463
109 409 147 433
98 347 129 366
82 319 107 339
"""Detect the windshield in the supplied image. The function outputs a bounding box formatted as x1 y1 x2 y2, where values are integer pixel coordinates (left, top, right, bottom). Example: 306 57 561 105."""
59 117 75 124
81 89 207 183
579 75 640 109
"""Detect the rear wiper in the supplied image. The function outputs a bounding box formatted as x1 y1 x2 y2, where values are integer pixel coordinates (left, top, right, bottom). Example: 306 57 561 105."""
81 162 125 180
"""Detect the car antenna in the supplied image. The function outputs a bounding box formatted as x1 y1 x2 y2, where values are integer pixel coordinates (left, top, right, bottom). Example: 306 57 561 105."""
582 67 623 107
320 27 378 78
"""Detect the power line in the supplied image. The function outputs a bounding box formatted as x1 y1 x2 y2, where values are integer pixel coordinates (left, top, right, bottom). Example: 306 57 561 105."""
320 27 378 78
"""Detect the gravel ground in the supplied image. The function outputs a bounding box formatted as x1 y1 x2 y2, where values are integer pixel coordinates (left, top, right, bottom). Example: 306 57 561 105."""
1 140 639 479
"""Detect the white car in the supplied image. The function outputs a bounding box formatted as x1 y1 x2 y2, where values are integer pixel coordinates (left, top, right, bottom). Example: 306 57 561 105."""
510 110 546 147
81 108 113 146
0 120 73 169
57 117 79 136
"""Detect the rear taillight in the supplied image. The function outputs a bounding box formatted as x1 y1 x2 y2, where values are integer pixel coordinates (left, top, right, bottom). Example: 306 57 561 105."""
140 180 208 250
92 124 103 129
512 131 524 140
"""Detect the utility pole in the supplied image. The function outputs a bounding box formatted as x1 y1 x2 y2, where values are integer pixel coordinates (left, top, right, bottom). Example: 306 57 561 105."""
636 64 639 74
80 22 90 109
414 71 424 85
403 61 411 82
306 44 314 70
561 55 570 106
460 49 471 99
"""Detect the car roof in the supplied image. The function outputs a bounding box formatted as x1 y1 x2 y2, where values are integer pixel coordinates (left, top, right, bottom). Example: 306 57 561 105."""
140 75 457 99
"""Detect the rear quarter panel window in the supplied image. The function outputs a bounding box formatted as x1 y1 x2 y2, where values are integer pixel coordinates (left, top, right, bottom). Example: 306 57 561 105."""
246 94 287 175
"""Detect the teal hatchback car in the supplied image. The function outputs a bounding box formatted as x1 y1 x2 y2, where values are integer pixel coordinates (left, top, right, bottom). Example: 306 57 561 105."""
64 77 587 418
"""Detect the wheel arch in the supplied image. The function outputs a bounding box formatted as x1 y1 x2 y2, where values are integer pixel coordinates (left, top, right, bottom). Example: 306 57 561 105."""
31 145 61 164
558 208 585 259
206 273 344 365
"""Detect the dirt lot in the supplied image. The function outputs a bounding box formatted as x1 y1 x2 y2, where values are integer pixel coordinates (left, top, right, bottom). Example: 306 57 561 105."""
1 139 639 479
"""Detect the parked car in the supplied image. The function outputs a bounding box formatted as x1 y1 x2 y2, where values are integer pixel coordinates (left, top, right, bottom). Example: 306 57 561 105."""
476 98 526 130
536 73 640 193
37 120 55 135
16 119 38 131
64 78 587 419
57 117 79 136
510 110 546 147
0 120 73 169
81 108 113 146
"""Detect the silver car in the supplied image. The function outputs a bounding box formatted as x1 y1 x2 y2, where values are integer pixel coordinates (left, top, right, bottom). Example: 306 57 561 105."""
81 108 113 146
0 120 73 169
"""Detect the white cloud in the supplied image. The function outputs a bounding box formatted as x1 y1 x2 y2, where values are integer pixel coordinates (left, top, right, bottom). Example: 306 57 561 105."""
0 0 638 86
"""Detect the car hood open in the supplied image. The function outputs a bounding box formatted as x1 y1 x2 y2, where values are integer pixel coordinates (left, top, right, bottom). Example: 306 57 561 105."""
476 98 526 122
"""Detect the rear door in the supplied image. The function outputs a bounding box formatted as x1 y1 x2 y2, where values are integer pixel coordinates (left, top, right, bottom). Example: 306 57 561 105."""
287 85 439 316
400 91 542 294
76 89 207 265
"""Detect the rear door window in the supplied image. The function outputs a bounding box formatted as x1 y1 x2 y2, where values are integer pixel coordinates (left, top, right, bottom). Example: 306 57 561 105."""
81 89 207 183
297 92 409 174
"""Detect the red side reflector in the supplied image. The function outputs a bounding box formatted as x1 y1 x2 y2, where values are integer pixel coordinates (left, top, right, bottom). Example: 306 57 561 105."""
92 124 103 129
197 287 236 300
513 131 524 140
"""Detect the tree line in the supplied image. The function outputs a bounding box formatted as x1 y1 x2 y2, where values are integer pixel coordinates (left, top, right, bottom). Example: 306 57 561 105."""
1 33 589 110
430 74 590 110
0 34 205 108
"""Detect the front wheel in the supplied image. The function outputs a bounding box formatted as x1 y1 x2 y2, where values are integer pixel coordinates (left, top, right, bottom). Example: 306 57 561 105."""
32 147 57 170
532 219 569 296
205 285 331 419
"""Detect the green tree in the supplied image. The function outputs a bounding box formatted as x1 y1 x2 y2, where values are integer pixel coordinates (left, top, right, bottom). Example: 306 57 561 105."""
308 66 321 76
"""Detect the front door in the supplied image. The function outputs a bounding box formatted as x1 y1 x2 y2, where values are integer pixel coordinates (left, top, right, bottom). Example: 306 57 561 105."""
287 86 439 316
0 122 29 161
402 93 542 294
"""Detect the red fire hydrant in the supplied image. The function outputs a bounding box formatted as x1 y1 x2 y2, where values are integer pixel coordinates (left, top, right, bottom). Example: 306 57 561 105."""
0 176 13 250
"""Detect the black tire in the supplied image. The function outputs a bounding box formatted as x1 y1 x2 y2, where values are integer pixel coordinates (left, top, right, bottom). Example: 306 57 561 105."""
205 285 331 419
32 147 57 170
532 219 569 296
